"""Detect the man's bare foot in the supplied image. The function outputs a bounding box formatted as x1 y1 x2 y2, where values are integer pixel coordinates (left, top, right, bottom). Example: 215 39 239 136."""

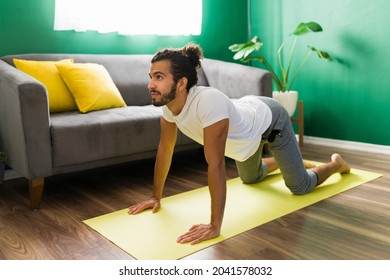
303 160 316 169
331 153 351 174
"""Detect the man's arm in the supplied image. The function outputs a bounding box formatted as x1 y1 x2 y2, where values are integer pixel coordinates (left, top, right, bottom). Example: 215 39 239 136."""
128 117 177 214
152 117 178 201
177 118 229 244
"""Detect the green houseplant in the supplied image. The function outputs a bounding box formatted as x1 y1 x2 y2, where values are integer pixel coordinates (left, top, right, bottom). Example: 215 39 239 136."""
229 21 332 115
0 151 6 183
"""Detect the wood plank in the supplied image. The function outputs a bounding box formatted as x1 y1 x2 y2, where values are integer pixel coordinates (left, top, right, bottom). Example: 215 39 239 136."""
0 146 389 259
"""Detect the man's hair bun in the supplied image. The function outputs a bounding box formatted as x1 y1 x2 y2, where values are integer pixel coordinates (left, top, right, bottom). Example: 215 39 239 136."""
182 42 204 69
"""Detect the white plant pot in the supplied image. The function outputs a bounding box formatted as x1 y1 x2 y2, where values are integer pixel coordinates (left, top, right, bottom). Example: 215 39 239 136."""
272 90 298 117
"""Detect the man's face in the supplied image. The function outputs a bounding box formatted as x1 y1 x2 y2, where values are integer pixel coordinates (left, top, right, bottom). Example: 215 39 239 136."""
148 60 177 107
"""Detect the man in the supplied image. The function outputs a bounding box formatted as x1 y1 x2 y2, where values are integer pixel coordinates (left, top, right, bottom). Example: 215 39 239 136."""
128 43 351 245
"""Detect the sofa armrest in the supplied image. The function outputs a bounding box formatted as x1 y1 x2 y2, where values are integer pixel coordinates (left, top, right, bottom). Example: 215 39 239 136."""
0 60 53 179
201 58 272 98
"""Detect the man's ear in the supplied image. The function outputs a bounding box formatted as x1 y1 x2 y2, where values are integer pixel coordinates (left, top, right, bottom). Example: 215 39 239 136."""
177 77 188 91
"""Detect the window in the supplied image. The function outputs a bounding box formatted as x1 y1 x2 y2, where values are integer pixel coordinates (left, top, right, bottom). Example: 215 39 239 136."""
54 0 202 36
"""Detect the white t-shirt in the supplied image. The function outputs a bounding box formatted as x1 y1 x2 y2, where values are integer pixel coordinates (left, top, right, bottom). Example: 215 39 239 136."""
162 86 272 161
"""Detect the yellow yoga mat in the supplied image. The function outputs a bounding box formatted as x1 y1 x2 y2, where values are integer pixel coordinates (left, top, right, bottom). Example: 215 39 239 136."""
84 163 382 260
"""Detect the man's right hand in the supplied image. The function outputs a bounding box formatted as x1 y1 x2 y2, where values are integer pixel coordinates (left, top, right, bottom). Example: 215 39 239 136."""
128 198 161 215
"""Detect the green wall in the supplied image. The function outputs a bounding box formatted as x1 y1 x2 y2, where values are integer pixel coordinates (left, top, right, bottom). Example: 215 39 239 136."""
1 0 389 146
0 0 248 60
250 0 390 146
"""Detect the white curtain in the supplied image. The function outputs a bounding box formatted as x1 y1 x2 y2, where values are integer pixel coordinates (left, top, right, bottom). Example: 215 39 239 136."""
54 0 202 36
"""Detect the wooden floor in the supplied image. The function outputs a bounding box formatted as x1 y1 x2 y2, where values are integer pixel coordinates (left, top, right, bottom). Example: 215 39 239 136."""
0 143 389 260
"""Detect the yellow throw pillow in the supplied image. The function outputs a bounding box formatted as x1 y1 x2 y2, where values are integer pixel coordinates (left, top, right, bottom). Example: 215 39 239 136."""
56 63 127 113
13 58 77 113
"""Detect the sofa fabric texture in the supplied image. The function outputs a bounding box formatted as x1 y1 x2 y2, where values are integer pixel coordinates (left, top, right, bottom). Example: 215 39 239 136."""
0 53 272 183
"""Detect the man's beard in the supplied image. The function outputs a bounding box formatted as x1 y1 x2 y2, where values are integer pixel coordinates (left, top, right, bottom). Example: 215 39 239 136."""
151 83 177 107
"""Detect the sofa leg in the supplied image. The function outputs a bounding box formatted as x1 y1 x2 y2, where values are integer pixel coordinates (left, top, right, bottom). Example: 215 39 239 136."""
29 178 44 210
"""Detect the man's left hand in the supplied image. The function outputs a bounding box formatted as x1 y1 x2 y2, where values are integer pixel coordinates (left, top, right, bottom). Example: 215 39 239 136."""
177 223 220 245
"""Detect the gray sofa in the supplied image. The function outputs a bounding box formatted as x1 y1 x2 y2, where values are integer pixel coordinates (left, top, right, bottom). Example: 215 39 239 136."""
0 53 272 209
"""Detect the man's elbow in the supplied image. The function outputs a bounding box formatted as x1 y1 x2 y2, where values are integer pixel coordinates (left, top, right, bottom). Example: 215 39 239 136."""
206 157 226 170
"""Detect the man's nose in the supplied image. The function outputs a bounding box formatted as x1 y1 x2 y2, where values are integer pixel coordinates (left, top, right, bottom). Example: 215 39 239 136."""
148 80 155 90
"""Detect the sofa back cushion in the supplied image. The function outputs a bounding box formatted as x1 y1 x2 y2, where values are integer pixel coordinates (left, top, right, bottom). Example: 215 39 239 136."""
2 54 155 106
4 54 269 109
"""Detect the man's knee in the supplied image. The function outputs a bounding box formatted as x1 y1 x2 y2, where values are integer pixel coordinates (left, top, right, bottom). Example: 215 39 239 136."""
239 168 267 184
240 175 262 184
289 186 310 195
238 163 268 184
286 170 318 195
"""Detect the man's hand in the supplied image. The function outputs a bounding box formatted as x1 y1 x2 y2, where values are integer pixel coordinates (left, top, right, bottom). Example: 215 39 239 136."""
128 198 160 215
177 223 221 245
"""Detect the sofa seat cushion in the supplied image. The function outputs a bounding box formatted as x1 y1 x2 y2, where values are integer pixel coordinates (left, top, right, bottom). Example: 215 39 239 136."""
50 105 163 167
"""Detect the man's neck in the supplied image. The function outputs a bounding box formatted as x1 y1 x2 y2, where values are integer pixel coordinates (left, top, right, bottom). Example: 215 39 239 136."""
166 89 188 116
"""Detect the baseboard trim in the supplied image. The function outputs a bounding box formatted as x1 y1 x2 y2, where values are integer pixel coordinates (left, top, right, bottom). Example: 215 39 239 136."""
4 169 21 180
303 136 390 156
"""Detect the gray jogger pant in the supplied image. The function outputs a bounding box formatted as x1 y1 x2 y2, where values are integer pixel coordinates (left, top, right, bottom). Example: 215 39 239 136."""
235 96 318 195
